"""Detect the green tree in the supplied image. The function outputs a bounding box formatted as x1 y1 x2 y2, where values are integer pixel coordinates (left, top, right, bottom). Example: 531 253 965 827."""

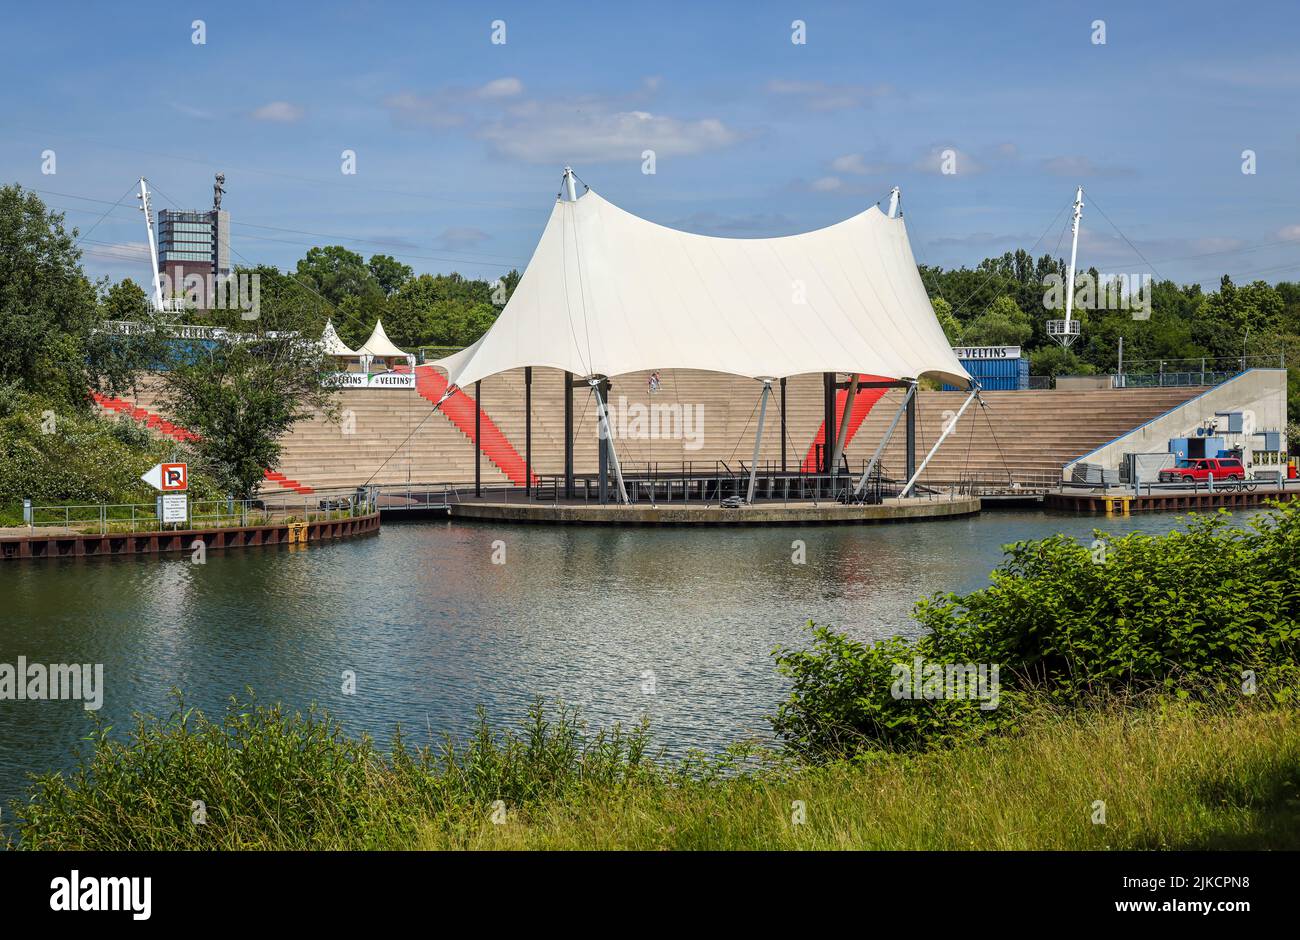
932 297 962 344
0 185 102 404
295 246 381 308
368 254 413 297
961 295 1032 347
156 334 340 499
99 279 151 321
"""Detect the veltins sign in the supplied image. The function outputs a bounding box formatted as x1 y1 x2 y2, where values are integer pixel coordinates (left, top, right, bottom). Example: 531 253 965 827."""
952 346 1022 360
328 372 416 389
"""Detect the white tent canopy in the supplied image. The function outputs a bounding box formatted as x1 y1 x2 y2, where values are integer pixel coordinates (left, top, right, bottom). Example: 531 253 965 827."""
320 320 359 357
434 186 969 390
357 319 409 358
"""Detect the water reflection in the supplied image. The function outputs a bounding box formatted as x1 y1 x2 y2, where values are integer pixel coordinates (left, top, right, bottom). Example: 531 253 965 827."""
0 509 1242 808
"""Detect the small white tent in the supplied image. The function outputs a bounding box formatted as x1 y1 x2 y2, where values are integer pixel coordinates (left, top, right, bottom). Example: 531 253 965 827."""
320 320 359 357
357 319 408 359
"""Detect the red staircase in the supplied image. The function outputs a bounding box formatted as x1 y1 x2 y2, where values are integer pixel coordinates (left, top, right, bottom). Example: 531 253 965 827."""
91 391 199 443
263 470 314 496
90 391 313 495
415 365 536 487
801 375 890 472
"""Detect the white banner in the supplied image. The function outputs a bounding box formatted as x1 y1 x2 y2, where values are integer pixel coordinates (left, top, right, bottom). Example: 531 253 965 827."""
328 372 416 389
952 346 1022 360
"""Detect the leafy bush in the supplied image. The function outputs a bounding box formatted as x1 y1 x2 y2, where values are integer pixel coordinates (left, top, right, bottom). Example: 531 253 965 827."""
0 388 221 517
772 502 1300 759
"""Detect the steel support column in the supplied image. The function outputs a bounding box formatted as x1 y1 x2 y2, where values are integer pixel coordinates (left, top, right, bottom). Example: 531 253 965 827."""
592 378 629 504
564 370 574 499
524 366 532 497
779 377 787 472
902 387 978 498
905 387 917 482
474 380 481 498
746 380 773 503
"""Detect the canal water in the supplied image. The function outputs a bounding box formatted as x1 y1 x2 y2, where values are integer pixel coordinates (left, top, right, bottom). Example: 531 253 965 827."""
0 509 1238 811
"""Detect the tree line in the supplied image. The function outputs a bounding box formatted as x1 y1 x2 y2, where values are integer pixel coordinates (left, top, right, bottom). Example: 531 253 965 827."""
921 248 1299 418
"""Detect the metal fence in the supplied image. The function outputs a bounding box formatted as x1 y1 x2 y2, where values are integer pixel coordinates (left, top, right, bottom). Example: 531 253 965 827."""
19 494 371 536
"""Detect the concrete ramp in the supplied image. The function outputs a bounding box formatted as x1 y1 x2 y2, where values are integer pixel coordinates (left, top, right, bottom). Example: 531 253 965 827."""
1062 369 1288 479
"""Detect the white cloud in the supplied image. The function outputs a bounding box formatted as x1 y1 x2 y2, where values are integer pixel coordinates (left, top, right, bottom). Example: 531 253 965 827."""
251 101 305 123
479 103 741 164
1277 225 1300 241
477 77 524 99
384 79 738 165
913 146 983 176
829 153 891 176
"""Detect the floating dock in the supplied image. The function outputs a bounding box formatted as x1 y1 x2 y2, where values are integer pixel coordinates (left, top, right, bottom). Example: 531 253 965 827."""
446 496 980 526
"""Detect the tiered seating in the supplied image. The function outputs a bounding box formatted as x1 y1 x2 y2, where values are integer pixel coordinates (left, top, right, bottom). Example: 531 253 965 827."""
92 374 1205 492
414 367 535 486
844 386 1205 484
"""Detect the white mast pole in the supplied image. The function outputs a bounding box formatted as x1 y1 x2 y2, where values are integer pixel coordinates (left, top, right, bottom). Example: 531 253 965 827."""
900 386 979 498
138 178 165 311
563 166 578 202
591 378 629 504
746 380 773 504
1063 186 1084 331
886 186 900 218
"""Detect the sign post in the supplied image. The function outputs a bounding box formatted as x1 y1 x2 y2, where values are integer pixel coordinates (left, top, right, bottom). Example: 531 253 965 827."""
142 462 188 529
142 462 188 492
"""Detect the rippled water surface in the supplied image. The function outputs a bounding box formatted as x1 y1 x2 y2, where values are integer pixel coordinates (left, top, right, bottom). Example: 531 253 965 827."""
0 509 1237 809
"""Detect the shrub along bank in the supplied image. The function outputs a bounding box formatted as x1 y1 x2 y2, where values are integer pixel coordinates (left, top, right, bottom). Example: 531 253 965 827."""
0 385 221 526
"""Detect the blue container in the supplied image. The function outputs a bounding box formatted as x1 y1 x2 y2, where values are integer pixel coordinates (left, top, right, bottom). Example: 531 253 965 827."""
943 357 1028 391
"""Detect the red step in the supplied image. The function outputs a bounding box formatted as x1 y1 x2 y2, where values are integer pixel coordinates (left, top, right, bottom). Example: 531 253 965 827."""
263 469 314 495
801 375 891 472
90 390 309 493
415 365 536 487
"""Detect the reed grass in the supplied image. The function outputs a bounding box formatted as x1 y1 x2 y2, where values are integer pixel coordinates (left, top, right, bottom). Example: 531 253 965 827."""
8 695 1298 851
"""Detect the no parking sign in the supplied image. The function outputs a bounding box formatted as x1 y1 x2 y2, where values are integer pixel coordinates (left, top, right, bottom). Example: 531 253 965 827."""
142 462 187 491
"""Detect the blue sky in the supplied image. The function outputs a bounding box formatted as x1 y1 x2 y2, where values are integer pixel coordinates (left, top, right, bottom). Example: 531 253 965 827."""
2 0 1298 293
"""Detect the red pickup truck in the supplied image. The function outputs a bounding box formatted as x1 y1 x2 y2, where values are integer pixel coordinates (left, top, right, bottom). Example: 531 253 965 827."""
1158 457 1246 483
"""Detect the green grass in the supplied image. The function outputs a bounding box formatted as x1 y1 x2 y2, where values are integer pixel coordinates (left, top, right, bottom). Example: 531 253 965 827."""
8 696 1298 851
419 705 1300 851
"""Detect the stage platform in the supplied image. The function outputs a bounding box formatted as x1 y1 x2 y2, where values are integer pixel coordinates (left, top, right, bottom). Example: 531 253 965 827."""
443 495 981 526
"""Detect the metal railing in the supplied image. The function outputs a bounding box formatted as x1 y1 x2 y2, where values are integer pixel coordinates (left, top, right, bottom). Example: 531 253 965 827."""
1064 474 1298 497
16 495 370 536
364 465 993 509
1114 354 1284 388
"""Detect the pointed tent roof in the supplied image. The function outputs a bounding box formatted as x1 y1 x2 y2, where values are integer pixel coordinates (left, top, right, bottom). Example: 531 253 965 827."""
320 320 359 357
357 319 408 358
433 187 969 390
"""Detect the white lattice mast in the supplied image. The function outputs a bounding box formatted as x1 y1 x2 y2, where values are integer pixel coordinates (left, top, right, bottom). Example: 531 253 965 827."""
1049 186 1084 348
137 178 165 311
